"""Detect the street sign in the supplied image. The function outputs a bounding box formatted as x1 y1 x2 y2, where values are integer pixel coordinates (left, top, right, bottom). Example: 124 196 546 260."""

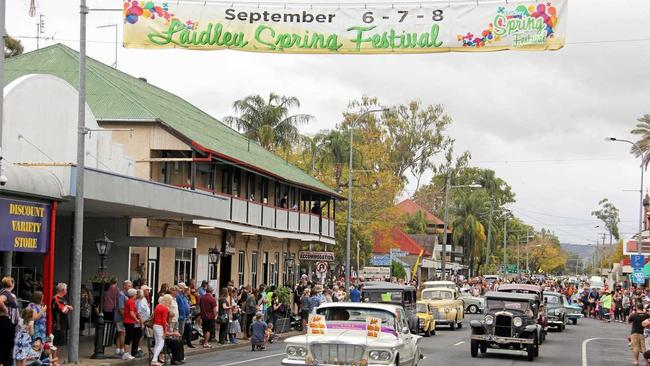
631 254 645 270
500 264 519 274
299 251 335 262
359 267 391 279
316 261 328 274
633 270 646 284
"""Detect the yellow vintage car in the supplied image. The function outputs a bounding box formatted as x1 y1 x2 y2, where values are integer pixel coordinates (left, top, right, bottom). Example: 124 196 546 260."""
420 287 465 330
416 301 436 337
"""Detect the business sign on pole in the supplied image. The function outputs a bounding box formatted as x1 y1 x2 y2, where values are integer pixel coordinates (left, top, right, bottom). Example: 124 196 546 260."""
359 266 391 279
631 254 645 270
633 270 646 284
299 251 336 262
0 198 51 253
123 0 566 54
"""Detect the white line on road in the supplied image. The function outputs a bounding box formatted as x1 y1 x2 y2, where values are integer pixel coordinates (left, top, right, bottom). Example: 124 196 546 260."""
217 352 285 366
454 341 465 346
582 337 622 366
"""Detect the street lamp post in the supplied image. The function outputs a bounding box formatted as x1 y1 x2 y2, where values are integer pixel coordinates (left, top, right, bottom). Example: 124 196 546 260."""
439 176 482 280
91 232 113 359
606 137 645 255
345 108 388 294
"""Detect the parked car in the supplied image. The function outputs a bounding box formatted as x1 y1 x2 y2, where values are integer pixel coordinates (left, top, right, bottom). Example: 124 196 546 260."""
420 287 464 330
564 297 583 325
543 291 567 331
416 301 436 337
459 290 486 314
281 302 423 366
362 282 420 335
469 291 542 361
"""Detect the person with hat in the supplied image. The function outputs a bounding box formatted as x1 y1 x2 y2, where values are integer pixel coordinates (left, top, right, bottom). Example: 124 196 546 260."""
135 288 151 358
122 288 140 360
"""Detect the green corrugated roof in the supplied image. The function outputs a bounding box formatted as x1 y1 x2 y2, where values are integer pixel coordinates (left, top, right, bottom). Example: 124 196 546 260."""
4 44 338 196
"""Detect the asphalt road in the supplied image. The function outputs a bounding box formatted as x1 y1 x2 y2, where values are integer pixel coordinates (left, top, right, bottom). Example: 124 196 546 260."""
186 315 633 366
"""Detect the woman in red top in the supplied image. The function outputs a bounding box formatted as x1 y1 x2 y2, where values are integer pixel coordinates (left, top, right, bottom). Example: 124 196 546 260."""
122 289 141 360
151 294 172 366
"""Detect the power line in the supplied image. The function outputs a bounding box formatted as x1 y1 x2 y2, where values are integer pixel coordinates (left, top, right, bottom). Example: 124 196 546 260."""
473 157 634 164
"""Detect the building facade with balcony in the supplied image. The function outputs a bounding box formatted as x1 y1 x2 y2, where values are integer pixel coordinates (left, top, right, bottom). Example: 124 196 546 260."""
3 44 340 293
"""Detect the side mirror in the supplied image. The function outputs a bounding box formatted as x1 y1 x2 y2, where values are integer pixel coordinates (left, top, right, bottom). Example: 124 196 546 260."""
402 326 410 334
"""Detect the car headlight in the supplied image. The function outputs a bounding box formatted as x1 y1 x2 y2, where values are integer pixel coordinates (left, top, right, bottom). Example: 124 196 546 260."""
485 315 494 325
369 350 392 362
513 317 523 327
286 345 307 359
444 307 450 313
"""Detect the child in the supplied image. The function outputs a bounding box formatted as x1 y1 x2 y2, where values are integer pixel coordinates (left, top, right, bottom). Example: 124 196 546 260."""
250 312 267 351
14 308 35 366
264 323 276 345
229 305 242 344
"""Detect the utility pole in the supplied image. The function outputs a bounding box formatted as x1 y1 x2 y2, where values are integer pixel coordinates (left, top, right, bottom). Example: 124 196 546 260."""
485 198 493 270
502 220 507 275
36 14 44 49
68 0 88 362
525 228 530 274
441 172 451 280
0 0 9 277
516 235 520 273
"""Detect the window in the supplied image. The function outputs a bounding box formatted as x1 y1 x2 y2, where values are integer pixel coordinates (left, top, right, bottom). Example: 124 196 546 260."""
263 251 269 285
232 168 240 197
251 251 258 288
208 258 217 281
221 168 230 194
273 252 280 286
246 173 256 201
238 251 245 286
261 178 269 204
175 249 193 284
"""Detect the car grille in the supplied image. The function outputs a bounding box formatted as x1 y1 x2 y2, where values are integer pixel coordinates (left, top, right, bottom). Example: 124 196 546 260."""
495 314 512 337
310 344 365 365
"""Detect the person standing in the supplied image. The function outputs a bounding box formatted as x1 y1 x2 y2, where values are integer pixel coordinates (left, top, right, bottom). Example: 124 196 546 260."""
245 288 258 339
115 280 132 357
629 303 650 366
27 291 47 342
198 287 216 348
13 308 35 366
102 278 119 323
80 284 93 335
176 284 191 348
217 288 232 345
349 285 361 303
0 277 19 366
602 290 613 323
300 289 311 332
135 289 150 358
51 283 73 348
121 289 139 360
151 294 172 366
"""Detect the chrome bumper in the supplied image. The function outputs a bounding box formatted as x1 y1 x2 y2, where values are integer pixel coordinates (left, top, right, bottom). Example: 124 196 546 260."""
282 359 395 366
471 334 534 344
567 314 583 319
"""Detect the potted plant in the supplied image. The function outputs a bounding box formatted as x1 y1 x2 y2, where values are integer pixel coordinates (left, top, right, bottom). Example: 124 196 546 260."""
274 286 294 333
90 272 112 292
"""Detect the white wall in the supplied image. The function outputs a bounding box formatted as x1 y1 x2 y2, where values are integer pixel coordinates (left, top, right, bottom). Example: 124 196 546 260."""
2 74 134 179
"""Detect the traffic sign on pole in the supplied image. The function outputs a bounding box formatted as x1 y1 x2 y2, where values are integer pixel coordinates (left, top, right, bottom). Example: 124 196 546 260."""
316 261 328 274
631 254 645 270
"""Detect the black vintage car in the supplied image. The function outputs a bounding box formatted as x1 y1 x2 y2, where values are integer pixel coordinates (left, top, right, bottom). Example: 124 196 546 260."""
361 282 421 335
469 292 541 361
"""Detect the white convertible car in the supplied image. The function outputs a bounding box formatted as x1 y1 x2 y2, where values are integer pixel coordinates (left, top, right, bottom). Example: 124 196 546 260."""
282 302 423 366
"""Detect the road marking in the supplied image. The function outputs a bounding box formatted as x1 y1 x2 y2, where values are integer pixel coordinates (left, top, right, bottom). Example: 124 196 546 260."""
582 338 622 366
454 341 465 346
217 352 285 366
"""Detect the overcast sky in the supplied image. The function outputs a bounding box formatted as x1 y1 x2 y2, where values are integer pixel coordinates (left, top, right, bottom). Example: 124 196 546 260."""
6 0 650 244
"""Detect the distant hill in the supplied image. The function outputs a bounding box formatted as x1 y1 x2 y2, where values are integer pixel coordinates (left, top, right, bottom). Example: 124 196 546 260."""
560 243 596 260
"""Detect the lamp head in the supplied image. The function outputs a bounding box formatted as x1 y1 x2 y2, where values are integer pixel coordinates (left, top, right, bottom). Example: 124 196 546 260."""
605 137 617 142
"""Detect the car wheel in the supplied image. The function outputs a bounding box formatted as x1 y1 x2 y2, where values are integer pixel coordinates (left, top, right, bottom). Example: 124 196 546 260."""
534 335 539 357
458 320 463 329
560 321 565 332
526 342 535 361
470 340 479 357
468 305 479 314
424 327 431 337
450 321 456 331
571 318 577 325
480 342 487 354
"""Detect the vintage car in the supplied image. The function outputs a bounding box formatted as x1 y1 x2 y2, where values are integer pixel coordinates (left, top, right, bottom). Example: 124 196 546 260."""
459 290 486 314
415 301 436 337
282 302 423 366
420 287 464 330
564 297 583 325
362 282 420 335
497 283 547 342
543 291 567 331
470 292 542 361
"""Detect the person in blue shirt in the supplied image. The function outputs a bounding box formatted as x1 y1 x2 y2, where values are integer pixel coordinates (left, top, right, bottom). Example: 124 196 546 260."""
176 283 192 348
349 286 361 302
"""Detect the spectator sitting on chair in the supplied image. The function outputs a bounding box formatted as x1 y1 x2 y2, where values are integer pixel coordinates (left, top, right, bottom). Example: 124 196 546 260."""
164 326 185 365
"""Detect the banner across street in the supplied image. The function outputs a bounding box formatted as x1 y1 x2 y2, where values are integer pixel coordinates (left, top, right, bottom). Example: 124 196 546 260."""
123 0 567 54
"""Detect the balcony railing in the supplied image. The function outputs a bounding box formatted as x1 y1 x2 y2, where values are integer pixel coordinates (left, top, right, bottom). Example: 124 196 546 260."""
176 185 335 238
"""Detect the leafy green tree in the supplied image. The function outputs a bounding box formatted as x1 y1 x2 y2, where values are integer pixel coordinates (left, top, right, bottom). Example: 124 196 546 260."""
591 198 620 244
391 260 407 279
405 211 428 235
4 35 23 58
451 191 488 275
224 93 312 151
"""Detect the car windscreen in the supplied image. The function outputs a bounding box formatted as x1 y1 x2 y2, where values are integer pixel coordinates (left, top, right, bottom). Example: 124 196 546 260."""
421 290 453 300
363 291 403 303
416 303 429 313
486 299 530 312
544 295 561 305
316 307 396 329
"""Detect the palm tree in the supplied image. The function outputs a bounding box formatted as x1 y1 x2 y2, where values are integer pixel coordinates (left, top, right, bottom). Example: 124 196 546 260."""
630 114 650 161
4 35 23 58
451 192 488 276
224 93 313 151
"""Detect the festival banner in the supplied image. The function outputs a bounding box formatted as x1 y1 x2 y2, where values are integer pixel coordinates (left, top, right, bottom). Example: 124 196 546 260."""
0 198 51 253
123 0 567 54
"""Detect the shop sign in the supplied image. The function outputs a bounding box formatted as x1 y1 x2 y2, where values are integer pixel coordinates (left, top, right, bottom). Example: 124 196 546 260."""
359 266 391 279
0 198 51 253
123 0 566 54
299 251 335 262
